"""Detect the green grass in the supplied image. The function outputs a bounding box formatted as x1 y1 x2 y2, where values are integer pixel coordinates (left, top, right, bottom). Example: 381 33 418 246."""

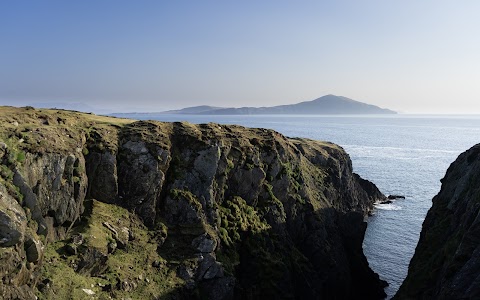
217 196 270 273
37 200 187 299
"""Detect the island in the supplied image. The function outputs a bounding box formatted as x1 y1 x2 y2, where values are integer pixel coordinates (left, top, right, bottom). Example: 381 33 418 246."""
157 94 397 115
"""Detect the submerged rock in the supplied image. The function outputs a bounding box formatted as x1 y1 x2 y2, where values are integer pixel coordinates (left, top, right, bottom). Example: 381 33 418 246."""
379 200 393 204
387 195 405 200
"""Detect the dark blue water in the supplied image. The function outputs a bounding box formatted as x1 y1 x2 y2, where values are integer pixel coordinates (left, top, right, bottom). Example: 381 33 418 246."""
115 113 480 298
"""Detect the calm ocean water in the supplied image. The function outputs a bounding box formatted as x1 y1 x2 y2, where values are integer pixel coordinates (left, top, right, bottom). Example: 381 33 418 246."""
116 113 480 298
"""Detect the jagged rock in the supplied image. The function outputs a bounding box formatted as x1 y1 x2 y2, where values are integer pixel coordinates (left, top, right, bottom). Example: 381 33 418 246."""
203 261 224 280
177 265 195 281
103 222 130 249
0 185 27 247
25 237 42 263
164 192 204 226
195 253 222 281
395 144 480 299
13 152 87 237
76 248 108 276
192 233 217 253
117 140 168 226
12 171 46 235
102 221 118 235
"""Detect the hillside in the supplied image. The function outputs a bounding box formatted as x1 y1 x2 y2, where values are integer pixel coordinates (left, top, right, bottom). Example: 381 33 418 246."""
0 106 387 299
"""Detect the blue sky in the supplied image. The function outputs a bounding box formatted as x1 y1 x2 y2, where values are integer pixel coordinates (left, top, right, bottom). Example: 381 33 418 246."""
1 1 479 113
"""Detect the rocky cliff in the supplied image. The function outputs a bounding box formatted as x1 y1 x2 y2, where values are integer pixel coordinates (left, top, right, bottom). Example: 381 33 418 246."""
0 106 387 299
395 144 480 299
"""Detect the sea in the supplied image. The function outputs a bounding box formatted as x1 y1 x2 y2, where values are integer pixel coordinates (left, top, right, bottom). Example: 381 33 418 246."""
115 113 480 298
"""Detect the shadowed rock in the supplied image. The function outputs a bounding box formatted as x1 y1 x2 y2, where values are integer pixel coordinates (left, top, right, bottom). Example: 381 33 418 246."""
395 144 480 299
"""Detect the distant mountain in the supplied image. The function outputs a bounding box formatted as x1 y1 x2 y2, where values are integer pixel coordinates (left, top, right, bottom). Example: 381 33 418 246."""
162 95 396 115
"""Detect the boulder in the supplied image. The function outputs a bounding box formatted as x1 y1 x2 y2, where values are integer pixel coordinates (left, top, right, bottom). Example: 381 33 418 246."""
192 233 217 253
195 253 224 281
203 261 224 280
25 237 43 263
177 265 195 281
76 248 108 276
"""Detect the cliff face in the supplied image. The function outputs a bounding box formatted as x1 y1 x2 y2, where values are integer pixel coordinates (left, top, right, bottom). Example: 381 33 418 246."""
395 144 480 299
0 107 387 299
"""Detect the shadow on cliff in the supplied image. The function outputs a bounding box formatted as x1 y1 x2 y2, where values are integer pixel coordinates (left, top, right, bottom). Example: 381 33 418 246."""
152 207 387 300
80 121 388 299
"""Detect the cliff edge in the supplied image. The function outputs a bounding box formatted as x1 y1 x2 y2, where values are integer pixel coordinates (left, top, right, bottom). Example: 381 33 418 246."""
395 143 480 299
0 106 386 299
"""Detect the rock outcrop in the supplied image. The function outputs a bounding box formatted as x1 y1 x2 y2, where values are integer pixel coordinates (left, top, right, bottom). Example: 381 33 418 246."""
0 106 387 299
395 144 480 299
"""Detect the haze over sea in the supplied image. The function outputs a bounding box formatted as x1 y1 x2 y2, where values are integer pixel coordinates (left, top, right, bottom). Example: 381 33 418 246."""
115 113 480 298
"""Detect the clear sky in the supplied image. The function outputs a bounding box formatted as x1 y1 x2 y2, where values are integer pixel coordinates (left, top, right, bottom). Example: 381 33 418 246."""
1 1 480 113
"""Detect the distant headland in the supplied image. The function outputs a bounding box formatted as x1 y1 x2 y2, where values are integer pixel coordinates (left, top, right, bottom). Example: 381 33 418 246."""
155 94 396 115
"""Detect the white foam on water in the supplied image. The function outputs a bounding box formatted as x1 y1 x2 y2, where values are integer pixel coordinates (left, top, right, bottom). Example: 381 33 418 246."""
375 203 402 211
343 144 461 154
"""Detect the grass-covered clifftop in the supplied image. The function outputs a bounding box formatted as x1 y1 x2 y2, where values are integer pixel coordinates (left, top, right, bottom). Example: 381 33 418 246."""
0 106 386 299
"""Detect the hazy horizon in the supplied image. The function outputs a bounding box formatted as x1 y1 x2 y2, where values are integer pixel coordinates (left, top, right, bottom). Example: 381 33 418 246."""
1 1 480 114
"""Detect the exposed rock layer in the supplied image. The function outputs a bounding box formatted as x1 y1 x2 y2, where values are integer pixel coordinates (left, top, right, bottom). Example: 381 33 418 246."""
395 143 480 299
0 107 386 299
